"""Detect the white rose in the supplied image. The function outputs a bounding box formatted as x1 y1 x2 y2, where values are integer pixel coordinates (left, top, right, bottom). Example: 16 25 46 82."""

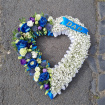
35 14 41 21
34 75 38 82
35 71 40 77
31 51 37 58
34 71 40 82
48 16 53 22
35 67 40 72
15 39 19 43
19 23 23 27
27 20 34 27
25 32 32 39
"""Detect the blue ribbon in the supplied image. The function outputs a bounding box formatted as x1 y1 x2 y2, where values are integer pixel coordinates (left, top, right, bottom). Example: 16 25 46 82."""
60 17 88 35
47 91 53 99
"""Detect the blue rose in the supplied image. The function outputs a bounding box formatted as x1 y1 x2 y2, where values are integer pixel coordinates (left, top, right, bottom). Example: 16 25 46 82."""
38 72 49 82
27 59 37 69
16 40 28 50
39 17 47 27
20 23 30 33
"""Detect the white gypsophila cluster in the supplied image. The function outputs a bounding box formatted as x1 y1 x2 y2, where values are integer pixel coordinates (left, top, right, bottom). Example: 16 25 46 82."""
51 16 91 97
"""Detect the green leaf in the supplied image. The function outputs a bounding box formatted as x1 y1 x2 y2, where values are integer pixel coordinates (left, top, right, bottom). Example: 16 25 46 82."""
19 17 26 23
22 17 26 22
25 69 27 72
41 12 44 16
37 49 40 51
28 40 31 43
11 41 15 44
24 64 27 67
12 30 17 35
34 12 37 17
40 85 43 89
50 20 53 25
45 89 50 95
12 31 16 35
38 82 43 85
18 56 22 59
93 95 100 99
46 81 49 84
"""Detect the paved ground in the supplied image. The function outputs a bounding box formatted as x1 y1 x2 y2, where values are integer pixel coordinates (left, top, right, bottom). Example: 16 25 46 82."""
0 0 100 105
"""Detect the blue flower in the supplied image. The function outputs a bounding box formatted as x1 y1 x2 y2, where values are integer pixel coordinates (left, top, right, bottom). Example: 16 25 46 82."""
20 23 30 33
25 52 32 59
39 17 47 27
38 72 49 82
41 60 47 67
16 40 28 50
44 14 49 19
29 68 35 76
15 33 21 38
41 60 50 67
45 23 52 31
27 59 38 69
32 25 37 32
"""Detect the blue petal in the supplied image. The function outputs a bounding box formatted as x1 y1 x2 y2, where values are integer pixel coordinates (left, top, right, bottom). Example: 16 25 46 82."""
43 60 46 62
31 38 34 41
37 55 41 59
34 32 39 36
47 31 53 36
32 45 37 50
27 68 30 71
48 63 50 67
47 91 53 99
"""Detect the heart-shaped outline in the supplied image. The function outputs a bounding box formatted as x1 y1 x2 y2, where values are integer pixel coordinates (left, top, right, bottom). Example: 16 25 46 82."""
50 16 91 98
12 13 91 99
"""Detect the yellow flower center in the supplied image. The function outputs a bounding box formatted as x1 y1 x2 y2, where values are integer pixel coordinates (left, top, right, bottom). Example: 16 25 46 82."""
30 61 34 65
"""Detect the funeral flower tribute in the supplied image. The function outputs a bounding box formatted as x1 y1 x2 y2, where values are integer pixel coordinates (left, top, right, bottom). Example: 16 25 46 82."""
12 12 91 99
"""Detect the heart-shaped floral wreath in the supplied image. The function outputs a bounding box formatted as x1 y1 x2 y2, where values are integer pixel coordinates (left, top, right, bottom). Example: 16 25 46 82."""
11 12 91 99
